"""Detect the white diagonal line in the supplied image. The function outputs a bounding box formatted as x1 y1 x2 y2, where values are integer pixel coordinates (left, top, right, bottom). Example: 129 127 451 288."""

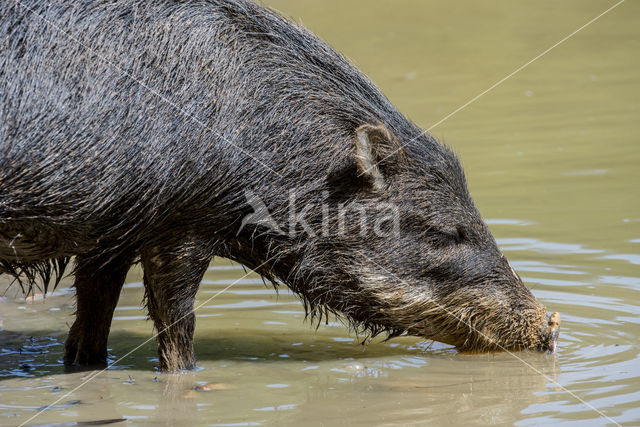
423 0 625 134
366 0 625 174
12 0 283 178
11 1 625 425
18 257 275 427
355 249 620 426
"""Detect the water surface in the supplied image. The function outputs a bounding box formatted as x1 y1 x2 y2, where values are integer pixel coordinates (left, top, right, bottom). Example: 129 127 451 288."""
1 0 639 425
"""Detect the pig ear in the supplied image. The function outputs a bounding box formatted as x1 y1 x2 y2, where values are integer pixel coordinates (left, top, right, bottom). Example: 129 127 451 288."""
354 124 403 191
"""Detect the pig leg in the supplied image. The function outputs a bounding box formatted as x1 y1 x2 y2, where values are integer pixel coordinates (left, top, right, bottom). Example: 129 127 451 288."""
64 252 133 367
141 242 210 372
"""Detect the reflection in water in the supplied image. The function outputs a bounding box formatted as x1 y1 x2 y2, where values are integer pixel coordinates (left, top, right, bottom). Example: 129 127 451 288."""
158 373 198 426
280 354 558 426
1 0 640 425
0 257 637 425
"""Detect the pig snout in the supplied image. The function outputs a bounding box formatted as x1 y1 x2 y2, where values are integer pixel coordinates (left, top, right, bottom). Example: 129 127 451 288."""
546 312 561 354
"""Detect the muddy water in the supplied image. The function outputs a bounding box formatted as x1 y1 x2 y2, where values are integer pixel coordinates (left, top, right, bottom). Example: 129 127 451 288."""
1 0 639 425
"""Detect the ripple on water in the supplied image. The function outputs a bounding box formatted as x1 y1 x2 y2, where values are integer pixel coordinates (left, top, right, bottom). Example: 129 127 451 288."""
601 253 640 265
254 404 297 411
498 238 604 254
486 218 536 226
1 234 639 426
511 260 587 275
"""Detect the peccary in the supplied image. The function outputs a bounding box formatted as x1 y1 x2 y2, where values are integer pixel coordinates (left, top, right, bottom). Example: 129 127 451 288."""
0 0 559 371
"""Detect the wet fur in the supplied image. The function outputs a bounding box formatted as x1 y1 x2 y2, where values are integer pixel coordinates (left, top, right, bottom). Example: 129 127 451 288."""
1 0 553 370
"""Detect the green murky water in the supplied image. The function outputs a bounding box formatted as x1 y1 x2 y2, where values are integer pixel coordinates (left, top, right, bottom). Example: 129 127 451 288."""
1 0 639 425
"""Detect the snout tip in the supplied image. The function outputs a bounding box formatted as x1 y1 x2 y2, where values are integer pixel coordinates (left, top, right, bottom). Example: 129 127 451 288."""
546 312 560 354
548 312 561 328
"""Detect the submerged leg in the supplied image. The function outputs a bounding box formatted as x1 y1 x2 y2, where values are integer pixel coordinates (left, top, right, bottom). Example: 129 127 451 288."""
64 252 133 367
141 241 210 371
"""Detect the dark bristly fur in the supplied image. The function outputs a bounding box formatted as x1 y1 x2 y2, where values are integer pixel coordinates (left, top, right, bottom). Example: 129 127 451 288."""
0 0 558 371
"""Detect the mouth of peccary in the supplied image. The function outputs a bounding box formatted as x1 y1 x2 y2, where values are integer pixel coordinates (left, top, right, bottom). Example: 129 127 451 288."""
397 296 561 353
429 311 560 354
